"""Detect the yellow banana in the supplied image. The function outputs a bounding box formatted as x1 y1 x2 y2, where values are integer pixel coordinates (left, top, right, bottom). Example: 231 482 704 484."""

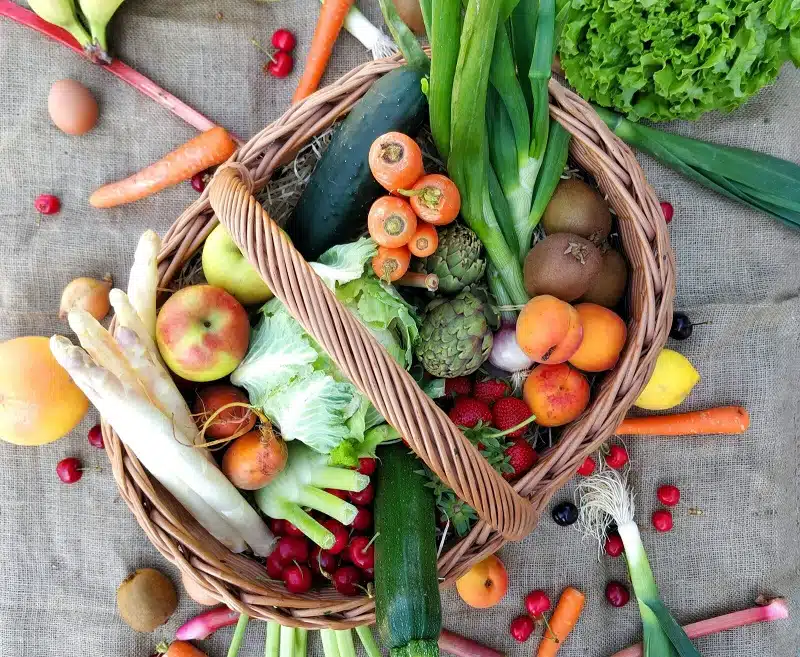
28 0 92 48
77 0 126 52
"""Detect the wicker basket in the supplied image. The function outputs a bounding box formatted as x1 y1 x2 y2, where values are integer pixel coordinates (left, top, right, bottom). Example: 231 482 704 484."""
102 54 674 629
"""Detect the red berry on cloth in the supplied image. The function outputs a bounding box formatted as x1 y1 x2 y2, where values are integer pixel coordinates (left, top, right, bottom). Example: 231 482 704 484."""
577 456 596 476
444 376 472 397
271 28 297 52
492 397 533 437
605 444 629 469
660 201 674 223
87 424 104 449
190 172 207 192
652 509 674 532
473 378 510 404
56 457 82 483
509 615 535 642
34 194 60 215
604 533 624 557
524 589 552 617
503 437 538 480
267 51 294 78
605 581 630 607
657 484 681 506
448 396 492 428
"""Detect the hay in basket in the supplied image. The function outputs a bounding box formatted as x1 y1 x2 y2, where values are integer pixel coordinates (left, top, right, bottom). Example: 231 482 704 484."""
102 54 675 629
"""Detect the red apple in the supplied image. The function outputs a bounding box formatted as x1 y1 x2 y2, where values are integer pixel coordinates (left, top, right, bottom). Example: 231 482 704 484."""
156 285 250 382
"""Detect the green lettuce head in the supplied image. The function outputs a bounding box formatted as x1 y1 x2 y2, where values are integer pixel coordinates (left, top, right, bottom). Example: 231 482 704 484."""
559 0 800 122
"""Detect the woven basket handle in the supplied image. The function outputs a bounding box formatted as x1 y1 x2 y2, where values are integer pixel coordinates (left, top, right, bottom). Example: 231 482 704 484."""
207 167 535 540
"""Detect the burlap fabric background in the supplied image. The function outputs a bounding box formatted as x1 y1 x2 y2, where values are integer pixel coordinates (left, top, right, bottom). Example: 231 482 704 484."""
1 1 798 655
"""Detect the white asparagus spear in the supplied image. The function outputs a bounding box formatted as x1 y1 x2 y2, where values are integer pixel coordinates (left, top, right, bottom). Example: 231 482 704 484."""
68 309 139 390
128 230 160 340
50 336 274 556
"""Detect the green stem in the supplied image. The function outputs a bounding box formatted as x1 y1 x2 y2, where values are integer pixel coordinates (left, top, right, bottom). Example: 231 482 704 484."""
377 0 430 73
355 626 383 657
320 629 341 657
429 0 462 158
528 0 555 161
295 628 308 657
279 626 296 657
486 265 518 325
279 501 335 549
265 621 281 657
297 486 358 526
227 613 250 657
335 630 357 657
310 467 369 492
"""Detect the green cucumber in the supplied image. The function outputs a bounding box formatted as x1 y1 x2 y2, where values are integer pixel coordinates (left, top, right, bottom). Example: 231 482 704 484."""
374 444 441 657
285 67 428 261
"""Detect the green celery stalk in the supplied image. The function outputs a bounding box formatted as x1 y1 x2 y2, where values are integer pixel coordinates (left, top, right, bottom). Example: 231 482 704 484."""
265 622 281 657
522 120 571 249
227 614 250 657
279 626 296 657
335 630 357 657
449 0 528 304
320 629 341 657
295 629 308 657
355 626 383 657
377 0 430 73
429 0 461 158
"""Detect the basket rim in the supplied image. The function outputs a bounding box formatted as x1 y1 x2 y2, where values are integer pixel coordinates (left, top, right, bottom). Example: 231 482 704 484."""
101 54 675 629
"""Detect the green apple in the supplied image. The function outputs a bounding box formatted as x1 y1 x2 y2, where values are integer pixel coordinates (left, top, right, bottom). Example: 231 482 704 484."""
202 224 273 305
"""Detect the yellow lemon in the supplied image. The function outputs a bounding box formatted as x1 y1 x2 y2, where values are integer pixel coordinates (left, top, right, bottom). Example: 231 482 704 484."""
634 348 700 411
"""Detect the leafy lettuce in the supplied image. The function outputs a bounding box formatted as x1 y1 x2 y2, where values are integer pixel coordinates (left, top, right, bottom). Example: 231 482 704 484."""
558 0 800 122
231 238 419 461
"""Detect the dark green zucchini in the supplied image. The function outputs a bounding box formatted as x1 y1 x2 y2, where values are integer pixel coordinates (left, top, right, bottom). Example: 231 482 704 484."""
374 443 441 657
285 67 428 261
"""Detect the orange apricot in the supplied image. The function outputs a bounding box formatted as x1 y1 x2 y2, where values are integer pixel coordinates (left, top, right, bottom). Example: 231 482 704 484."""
568 303 627 372
516 295 583 364
523 363 590 427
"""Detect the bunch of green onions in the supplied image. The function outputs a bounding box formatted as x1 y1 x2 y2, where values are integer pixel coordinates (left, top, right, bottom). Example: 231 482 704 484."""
596 107 800 231
577 469 701 657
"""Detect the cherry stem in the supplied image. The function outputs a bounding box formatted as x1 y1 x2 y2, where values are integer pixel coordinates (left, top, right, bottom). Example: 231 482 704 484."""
363 532 380 552
250 37 277 63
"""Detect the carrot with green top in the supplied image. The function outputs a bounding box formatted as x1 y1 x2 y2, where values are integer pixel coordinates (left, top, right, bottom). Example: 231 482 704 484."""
615 406 749 436
292 0 355 103
89 126 237 208
537 586 585 657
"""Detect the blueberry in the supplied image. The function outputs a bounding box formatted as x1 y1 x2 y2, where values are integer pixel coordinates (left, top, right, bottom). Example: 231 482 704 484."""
670 312 693 340
552 501 578 526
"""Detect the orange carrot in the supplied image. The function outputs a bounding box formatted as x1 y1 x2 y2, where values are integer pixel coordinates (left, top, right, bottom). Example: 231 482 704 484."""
89 126 236 208
615 406 750 436
157 640 208 657
408 222 439 257
400 174 461 225
537 586 585 657
368 196 418 247
368 132 425 193
372 245 411 282
292 0 355 103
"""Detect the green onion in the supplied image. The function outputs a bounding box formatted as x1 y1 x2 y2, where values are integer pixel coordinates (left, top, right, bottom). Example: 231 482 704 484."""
510 0 537 113
377 0 429 73
577 469 701 657
595 106 800 231
527 0 555 165
429 0 461 158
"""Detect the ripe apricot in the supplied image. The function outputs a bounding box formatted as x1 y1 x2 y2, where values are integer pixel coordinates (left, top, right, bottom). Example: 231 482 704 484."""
516 295 583 364
568 303 627 372
523 363 590 427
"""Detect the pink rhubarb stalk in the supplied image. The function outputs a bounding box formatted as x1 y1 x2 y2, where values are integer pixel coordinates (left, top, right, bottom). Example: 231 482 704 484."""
611 598 789 657
175 606 240 641
0 0 220 135
438 629 505 657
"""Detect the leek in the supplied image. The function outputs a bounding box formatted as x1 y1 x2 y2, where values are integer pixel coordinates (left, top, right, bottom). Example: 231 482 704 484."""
577 469 701 657
428 0 461 159
596 107 800 231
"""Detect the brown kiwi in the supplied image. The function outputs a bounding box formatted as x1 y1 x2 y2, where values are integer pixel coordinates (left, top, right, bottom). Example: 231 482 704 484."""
116 568 177 632
542 178 612 244
579 247 628 307
524 233 602 301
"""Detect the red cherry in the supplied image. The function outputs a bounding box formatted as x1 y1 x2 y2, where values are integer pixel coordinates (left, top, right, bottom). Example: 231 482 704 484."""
34 194 60 215
282 563 312 593
270 518 286 535
576 456 596 476
276 536 309 562
266 550 285 579
660 201 674 223
604 533 624 558
267 51 294 78
190 172 207 193
349 483 374 506
657 484 680 507
509 615 535 642
524 589 551 618
362 567 374 581
352 507 372 532
87 424 104 449
325 488 349 500
310 546 338 578
652 509 673 532
332 566 362 595
322 519 349 555
347 536 375 570
56 457 82 483
605 445 629 470
271 28 297 52
605 581 630 607
357 458 376 476
283 520 305 537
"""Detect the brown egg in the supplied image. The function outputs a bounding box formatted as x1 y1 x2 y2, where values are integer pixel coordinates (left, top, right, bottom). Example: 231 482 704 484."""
47 79 99 136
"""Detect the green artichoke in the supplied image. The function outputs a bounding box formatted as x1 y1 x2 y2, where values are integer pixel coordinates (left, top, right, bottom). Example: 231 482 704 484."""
415 223 486 294
415 290 494 378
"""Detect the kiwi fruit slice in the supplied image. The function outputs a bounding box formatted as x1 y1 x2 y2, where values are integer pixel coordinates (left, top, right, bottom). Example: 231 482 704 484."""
116 568 178 633
524 233 602 301
580 247 628 307
542 178 612 244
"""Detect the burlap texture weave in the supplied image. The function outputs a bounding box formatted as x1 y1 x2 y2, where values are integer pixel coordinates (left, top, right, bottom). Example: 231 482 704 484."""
1 1 798 654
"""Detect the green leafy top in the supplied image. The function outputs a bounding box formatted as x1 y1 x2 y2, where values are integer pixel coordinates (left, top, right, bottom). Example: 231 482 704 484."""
559 0 800 121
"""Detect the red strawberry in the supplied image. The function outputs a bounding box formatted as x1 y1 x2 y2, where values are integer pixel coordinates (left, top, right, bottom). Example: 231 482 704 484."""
492 397 533 437
445 377 472 397
504 437 538 480
448 396 492 428
473 378 510 405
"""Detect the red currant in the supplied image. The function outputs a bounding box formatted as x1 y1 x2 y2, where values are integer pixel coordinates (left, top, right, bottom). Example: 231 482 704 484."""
34 194 60 215
271 28 297 52
576 456 596 476
652 509 673 532
657 484 680 507
604 533 624 558
605 444 629 469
